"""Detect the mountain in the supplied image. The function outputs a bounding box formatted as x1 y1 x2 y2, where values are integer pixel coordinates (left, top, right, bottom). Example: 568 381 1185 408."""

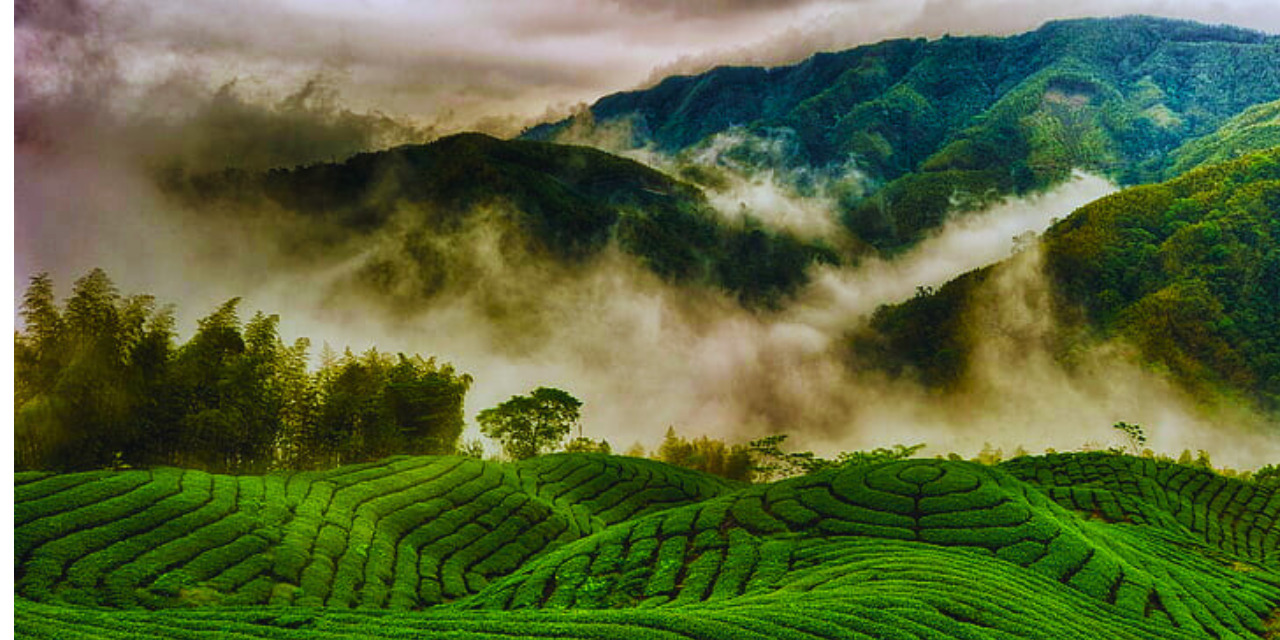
1158 99 1280 179
850 148 1280 410
526 16 1280 252
15 451 1280 638
167 132 835 308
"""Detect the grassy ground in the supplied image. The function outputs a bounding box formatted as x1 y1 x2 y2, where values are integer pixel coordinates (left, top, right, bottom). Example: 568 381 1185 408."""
14 452 1280 639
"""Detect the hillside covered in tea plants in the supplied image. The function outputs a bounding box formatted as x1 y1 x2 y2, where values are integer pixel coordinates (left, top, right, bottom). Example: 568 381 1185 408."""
15 451 1280 639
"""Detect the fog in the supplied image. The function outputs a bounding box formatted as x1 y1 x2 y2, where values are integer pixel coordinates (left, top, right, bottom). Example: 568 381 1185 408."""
18 94 1280 469
15 1 1280 469
16 0 1279 140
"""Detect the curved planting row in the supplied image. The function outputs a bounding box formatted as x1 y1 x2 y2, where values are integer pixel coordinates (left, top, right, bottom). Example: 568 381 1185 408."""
14 454 727 611
1002 453 1280 565
17 468 264 607
468 459 1280 638
15 548 1240 640
514 453 739 525
13 453 1280 639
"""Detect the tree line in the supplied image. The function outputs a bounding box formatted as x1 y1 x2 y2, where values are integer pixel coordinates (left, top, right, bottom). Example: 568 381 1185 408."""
15 269 472 473
20 270 1272 488
12 270 923 481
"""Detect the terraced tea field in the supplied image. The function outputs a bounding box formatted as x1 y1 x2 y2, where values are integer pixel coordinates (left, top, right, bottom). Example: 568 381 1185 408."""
14 452 1280 639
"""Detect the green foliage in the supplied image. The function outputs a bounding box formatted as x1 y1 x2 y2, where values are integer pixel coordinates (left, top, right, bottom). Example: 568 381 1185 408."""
457 439 487 459
835 443 928 466
747 434 822 480
847 268 990 388
477 387 582 460
655 427 753 482
532 16 1280 254
1044 149 1280 407
1157 99 1280 179
1112 422 1148 454
1254 464 1280 486
13 451 1280 638
563 437 612 455
747 434 924 480
173 132 836 308
850 149 1280 411
14 270 471 473
304 349 472 467
15 269 175 471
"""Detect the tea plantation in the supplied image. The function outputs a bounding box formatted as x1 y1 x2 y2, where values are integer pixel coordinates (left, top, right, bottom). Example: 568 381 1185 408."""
14 452 1280 638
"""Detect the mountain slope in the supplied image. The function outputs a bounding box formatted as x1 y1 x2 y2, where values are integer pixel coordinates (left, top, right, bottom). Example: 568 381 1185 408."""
527 16 1280 252
14 452 1280 639
167 133 836 307
850 148 1280 410
1158 100 1280 178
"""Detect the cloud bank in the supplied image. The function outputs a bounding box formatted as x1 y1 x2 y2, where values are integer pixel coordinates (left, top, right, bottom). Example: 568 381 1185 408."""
15 0 1280 469
17 0 1280 144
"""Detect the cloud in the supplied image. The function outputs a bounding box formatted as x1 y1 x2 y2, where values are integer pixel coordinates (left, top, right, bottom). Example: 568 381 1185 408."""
607 0 828 20
556 125 869 242
22 0 1278 146
932 245 1280 468
788 171 1115 330
15 0 1280 471
267 174 1278 468
17 109 1280 470
139 77 436 173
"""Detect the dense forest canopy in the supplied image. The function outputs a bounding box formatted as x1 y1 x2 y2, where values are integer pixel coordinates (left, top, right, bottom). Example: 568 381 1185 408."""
850 148 1280 413
528 16 1280 253
14 269 473 473
167 133 837 310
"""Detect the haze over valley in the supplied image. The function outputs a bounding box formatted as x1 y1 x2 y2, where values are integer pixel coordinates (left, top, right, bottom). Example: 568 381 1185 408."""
16 4 1280 639
18 3 1280 467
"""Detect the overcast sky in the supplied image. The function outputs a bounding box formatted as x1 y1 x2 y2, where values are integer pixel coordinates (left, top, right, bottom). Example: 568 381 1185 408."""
16 0 1280 137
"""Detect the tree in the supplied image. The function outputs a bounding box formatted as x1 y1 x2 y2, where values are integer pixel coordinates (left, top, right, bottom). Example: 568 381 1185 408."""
1112 421 1148 455
14 269 473 472
384 354 472 455
1254 463 1279 486
161 299 287 473
564 437 611 454
15 269 175 470
747 434 826 480
304 349 473 467
656 426 753 482
835 443 926 467
311 349 393 465
457 439 487 459
748 435 924 481
16 273 62 402
477 387 581 460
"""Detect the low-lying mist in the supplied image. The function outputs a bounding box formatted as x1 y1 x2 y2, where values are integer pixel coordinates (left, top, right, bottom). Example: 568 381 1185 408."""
17 84 1280 470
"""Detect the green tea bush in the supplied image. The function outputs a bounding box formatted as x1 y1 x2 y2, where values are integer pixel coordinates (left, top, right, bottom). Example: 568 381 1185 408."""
12 452 1280 638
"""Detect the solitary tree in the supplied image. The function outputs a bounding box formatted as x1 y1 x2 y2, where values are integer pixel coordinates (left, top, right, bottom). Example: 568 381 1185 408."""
477 387 581 460
1112 421 1147 455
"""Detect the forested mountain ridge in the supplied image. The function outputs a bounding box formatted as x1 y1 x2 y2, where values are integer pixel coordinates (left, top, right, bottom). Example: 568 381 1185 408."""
527 16 1280 251
1158 99 1280 178
163 17 1280 314
167 132 836 307
850 148 1280 411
